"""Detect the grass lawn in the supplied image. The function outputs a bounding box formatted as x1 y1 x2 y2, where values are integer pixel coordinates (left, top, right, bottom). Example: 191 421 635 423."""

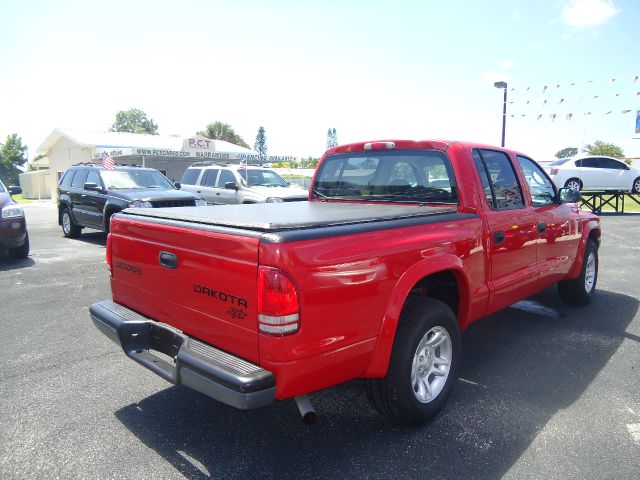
11 194 32 204
581 193 640 213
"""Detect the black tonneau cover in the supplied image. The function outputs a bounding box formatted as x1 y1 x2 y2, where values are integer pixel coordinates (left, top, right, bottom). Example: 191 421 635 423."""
123 202 457 232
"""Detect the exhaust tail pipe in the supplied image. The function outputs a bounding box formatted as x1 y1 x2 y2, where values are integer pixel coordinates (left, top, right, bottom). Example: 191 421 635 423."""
294 395 317 425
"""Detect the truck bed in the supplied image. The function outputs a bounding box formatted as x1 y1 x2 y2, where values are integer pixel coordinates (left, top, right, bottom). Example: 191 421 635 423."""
120 202 464 242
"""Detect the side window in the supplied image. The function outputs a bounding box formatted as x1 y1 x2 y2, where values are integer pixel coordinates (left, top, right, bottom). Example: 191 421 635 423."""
60 170 76 187
472 150 494 208
474 150 525 210
581 158 599 168
86 170 101 187
71 170 88 189
603 158 626 170
218 170 236 187
201 169 219 187
516 156 556 207
181 168 202 185
574 159 582 167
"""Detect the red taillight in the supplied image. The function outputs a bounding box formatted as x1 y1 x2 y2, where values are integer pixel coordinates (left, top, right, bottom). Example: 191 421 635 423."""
550 168 559 175
257 266 300 336
106 233 112 276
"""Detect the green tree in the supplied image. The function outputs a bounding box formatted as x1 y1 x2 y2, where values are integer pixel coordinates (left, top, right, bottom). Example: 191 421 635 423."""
583 140 624 158
555 147 578 159
326 128 338 149
197 122 250 149
109 108 159 134
0 134 27 185
254 126 268 163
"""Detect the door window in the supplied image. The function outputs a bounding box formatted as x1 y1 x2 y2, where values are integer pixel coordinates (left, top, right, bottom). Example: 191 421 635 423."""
87 170 101 187
181 168 202 185
201 169 219 187
602 158 627 170
580 157 601 168
516 156 556 207
71 170 88 189
60 170 76 187
473 150 525 210
218 170 236 187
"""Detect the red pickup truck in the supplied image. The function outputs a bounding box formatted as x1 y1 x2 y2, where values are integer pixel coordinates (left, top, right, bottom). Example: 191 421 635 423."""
90 140 600 425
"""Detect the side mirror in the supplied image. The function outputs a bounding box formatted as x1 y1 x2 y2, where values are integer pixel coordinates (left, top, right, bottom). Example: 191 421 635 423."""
558 187 581 203
285 181 291 187
225 182 238 191
84 182 103 192
174 182 181 189
8 185 22 195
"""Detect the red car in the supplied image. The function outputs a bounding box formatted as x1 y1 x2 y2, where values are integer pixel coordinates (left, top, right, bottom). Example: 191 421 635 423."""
90 140 599 425
0 180 29 259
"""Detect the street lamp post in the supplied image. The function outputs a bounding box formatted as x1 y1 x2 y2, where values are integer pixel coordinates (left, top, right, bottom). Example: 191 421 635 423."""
494 81 508 147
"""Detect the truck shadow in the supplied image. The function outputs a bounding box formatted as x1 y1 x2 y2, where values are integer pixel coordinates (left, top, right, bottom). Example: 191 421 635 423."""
114 288 638 480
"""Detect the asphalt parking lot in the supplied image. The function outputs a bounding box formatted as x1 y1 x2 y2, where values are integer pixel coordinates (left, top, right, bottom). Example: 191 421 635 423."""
1 203 639 480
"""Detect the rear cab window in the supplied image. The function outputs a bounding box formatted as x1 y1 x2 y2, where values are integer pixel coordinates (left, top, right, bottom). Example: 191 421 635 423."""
312 150 458 204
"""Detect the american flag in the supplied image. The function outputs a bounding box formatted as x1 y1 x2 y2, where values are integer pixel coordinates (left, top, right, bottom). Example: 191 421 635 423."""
101 152 116 170
238 157 248 170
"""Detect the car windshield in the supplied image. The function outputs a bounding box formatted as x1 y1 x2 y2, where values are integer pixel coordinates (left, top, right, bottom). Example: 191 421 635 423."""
312 150 458 204
547 158 573 166
240 169 288 187
100 170 174 190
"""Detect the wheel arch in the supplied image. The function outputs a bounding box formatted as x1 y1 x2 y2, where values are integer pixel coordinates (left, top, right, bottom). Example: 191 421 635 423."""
103 203 123 230
58 199 74 225
566 221 601 279
363 254 471 378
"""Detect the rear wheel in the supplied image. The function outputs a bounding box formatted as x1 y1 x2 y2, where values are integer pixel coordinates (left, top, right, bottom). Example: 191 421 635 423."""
558 239 598 305
61 208 82 238
366 297 460 425
565 178 582 191
632 177 640 194
8 233 29 259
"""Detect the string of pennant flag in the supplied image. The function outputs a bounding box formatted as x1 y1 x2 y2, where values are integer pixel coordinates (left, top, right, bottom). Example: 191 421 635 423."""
509 110 636 121
508 74 639 92
508 91 640 106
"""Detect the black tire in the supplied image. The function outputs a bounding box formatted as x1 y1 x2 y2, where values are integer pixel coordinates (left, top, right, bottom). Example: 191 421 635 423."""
8 232 29 259
366 297 460 425
632 177 640 194
564 178 582 191
61 208 82 238
558 239 598 305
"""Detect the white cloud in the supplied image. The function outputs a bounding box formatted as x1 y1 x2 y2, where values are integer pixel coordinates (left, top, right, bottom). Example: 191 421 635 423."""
561 0 620 27
500 60 517 69
481 72 511 86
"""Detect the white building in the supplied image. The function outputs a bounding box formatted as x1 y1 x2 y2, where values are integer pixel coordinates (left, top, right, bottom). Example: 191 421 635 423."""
36 129 296 200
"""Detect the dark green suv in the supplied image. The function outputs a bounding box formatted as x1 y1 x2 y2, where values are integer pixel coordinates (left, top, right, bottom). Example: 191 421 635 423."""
58 164 206 237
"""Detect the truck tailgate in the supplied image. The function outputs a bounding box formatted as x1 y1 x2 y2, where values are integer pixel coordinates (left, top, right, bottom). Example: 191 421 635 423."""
108 213 260 363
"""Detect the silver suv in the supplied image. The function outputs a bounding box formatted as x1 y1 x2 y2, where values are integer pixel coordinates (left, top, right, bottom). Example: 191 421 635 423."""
179 163 309 204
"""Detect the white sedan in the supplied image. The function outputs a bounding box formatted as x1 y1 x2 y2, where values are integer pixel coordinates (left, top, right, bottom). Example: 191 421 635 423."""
545 156 640 193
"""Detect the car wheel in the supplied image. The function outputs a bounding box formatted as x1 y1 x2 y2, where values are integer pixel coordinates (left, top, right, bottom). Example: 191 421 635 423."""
564 178 582 191
8 232 29 259
558 239 598 305
632 177 640 194
366 297 460 425
61 208 82 238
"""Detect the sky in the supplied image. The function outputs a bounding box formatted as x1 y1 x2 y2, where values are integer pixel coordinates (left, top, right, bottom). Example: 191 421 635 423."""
0 0 638 162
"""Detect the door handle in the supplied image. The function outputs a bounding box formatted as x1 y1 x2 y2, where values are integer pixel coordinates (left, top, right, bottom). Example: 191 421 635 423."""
493 231 505 244
216 193 220 195
159 251 178 269
537 223 547 233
